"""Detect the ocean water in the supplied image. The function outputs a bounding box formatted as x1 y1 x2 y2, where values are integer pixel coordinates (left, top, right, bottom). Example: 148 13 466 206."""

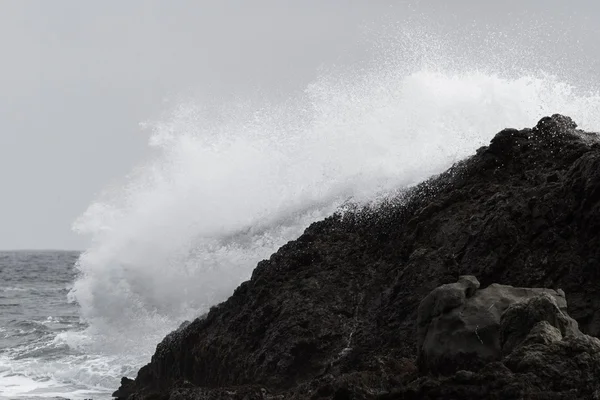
4 25 600 400
0 251 102 399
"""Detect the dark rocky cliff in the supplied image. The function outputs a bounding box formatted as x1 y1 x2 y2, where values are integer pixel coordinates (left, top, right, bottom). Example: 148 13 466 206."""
115 115 600 399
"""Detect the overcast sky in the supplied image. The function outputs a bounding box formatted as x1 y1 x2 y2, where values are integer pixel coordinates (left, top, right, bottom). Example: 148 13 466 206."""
1 1 599 250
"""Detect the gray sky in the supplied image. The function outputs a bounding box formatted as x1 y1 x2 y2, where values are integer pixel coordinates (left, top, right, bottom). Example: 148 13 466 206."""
1 1 599 250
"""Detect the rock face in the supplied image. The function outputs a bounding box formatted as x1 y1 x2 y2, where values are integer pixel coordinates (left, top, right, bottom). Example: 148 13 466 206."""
115 115 600 399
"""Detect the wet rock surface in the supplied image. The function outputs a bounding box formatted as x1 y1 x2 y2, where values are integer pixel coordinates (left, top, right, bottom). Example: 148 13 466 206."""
115 115 600 399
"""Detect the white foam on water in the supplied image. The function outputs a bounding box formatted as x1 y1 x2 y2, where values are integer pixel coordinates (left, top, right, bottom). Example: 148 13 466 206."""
0 333 128 400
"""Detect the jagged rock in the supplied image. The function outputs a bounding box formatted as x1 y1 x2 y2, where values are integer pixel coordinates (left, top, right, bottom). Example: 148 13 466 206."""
500 293 580 355
167 386 270 400
417 277 570 374
112 377 135 400
517 320 563 348
385 313 600 399
115 115 600 399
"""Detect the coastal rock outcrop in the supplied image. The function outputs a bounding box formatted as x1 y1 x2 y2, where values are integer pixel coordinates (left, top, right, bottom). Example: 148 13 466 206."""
115 115 600 399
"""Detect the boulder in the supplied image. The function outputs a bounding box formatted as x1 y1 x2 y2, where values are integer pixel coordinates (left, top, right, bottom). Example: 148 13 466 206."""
417 276 571 374
394 285 600 400
416 275 480 351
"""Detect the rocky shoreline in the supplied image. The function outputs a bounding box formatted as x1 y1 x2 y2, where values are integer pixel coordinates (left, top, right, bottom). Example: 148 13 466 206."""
114 115 600 399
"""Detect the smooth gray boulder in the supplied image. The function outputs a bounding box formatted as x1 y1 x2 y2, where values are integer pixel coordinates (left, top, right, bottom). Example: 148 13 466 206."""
416 275 480 351
417 276 572 374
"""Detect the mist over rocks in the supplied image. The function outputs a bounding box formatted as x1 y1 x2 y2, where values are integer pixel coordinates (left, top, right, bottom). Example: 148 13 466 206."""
115 114 600 399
